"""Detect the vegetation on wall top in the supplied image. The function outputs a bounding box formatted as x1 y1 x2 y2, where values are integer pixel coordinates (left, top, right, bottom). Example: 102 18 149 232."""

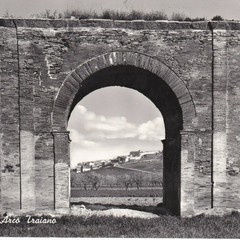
3 9 227 22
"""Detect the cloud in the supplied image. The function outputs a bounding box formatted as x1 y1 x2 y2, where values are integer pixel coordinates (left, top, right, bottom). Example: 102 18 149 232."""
69 105 165 141
69 105 138 140
68 105 165 167
138 117 165 141
86 116 135 133
69 128 96 147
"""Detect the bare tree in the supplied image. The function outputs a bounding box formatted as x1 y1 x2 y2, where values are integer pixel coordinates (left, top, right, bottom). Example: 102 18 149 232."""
104 175 117 188
131 173 144 190
117 174 133 191
82 177 89 190
85 172 101 191
149 174 162 187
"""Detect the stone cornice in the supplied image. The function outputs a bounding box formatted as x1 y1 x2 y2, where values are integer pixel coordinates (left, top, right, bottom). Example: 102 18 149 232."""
1 18 240 30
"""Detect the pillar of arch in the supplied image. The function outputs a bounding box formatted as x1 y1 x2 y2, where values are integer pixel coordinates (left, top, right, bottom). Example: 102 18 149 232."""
51 51 196 216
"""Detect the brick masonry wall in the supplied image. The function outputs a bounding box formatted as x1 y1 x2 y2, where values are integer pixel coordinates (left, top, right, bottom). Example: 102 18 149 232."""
0 25 20 210
213 29 240 208
0 19 240 215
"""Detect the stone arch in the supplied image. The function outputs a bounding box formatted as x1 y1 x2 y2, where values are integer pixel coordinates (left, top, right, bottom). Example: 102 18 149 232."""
51 51 196 215
52 51 196 131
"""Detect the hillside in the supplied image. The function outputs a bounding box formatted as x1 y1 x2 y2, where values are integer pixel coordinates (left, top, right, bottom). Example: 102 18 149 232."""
120 159 163 174
86 158 163 178
90 165 153 177
71 158 163 199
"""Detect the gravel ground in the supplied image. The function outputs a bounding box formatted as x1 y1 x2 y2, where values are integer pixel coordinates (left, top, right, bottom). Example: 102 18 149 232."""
71 205 160 219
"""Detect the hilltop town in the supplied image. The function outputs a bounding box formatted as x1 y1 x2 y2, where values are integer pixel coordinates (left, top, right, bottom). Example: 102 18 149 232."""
74 150 162 173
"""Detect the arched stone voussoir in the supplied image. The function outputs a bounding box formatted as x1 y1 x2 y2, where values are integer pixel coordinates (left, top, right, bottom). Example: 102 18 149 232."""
178 91 193 105
75 64 92 80
66 74 81 89
70 71 84 85
52 51 196 130
122 51 139 66
102 51 126 67
86 56 106 73
61 80 78 97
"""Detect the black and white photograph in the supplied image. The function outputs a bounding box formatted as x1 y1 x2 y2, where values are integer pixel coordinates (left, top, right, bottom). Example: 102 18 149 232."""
0 0 240 238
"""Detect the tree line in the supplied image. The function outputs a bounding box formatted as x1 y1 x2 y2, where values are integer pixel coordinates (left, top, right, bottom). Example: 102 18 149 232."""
71 171 162 191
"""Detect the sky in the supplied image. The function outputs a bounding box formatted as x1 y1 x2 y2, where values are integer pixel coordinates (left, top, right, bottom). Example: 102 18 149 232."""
0 0 240 20
68 87 165 168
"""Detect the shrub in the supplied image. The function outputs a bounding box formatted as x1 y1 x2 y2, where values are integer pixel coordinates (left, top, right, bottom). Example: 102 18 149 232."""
63 9 98 19
101 9 112 19
212 15 224 21
128 10 144 20
171 12 186 21
31 9 62 19
30 9 169 21
3 11 15 18
92 10 168 21
184 17 206 22
143 11 168 21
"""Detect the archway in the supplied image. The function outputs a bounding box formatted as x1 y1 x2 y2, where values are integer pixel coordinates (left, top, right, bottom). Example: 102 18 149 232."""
68 86 166 209
52 51 196 215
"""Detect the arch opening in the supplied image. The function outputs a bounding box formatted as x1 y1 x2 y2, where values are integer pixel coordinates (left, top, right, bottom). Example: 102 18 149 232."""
68 86 165 210
68 65 182 215
52 52 196 216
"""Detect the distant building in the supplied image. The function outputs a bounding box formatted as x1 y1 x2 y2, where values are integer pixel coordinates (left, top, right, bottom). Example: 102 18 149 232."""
74 150 161 172
76 165 82 173
116 156 127 163
127 150 161 161
110 156 127 164
76 162 95 173
129 150 141 157
140 151 160 159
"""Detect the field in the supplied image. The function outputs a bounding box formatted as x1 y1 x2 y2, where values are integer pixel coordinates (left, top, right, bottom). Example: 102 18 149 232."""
71 197 163 207
71 187 162 197
1 212 240 237
71 158 163 209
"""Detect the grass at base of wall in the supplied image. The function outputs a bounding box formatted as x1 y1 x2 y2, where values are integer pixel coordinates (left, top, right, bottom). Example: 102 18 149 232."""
0 212 240 237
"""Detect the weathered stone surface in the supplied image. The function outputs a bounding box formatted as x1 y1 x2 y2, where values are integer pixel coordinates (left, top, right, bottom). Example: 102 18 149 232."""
180 131 195 216
35 133 54 210
0 19 240 216
55 163 70 211
21 131 35 211
0 26 20 210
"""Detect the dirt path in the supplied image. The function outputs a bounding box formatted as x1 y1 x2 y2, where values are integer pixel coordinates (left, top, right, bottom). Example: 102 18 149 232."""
71 205 160 219
114 165 160 175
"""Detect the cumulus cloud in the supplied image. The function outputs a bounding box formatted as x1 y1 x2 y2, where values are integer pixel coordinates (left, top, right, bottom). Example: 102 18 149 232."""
85 116 136 136
69 128 96 147
68 105 165 167
69 105 165 141
138 117 165 141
